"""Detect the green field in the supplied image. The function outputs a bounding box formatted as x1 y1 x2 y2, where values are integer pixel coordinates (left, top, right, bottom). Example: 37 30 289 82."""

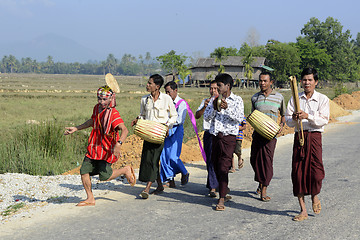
0 73 343 175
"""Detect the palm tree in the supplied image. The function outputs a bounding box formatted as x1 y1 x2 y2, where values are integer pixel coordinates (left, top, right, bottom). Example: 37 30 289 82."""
243 51 254 88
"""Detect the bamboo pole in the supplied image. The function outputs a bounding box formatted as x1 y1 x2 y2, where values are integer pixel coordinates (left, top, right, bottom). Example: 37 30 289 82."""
289 76 304 146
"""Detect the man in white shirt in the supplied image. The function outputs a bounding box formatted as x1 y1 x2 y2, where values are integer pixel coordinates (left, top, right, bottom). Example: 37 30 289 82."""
131 74 178 199
204 73 244 211
195 80 219 197
285 68 330 221
158 81 190 189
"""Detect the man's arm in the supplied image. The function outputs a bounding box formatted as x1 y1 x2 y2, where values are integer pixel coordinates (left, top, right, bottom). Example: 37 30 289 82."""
64 119 93 135
113 122 129 158
195 98 209 119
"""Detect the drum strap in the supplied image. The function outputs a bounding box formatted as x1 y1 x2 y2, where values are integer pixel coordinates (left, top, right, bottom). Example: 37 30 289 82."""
175 99 207 162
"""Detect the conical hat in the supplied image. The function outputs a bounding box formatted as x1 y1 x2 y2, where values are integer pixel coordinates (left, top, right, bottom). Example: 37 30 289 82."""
105 73 120 93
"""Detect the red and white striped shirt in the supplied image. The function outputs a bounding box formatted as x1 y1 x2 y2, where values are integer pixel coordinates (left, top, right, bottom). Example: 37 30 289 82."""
85 104 124 163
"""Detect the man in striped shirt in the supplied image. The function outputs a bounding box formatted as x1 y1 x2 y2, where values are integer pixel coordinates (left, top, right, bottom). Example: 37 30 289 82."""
250 72 286 202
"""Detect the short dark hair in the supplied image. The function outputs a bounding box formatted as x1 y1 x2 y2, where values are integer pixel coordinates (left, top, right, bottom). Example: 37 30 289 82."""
215 73 233 90
209 80 217 86
150 74 164 88
164 81 177 90
259 71 273 81
301 67 318 81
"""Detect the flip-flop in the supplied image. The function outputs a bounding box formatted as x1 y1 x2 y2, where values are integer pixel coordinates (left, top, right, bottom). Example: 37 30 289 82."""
215 204 225 211
181 173 190 185
312 201 321 214
76 201 95 207
208 191 217 198
292 214 308 221
260 195 271 202
139 191 149 199
150 189 164 195
225 195 232 202
126 166 136 186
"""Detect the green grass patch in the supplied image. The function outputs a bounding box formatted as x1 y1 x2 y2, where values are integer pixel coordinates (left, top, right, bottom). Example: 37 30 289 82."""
1 202 26 216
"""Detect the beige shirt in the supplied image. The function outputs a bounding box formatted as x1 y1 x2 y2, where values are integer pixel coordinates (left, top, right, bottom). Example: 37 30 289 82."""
139 92 178 128
285 90 329 132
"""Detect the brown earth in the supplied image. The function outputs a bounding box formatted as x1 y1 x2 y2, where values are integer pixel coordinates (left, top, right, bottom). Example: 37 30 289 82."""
333 91 360 110
63 92 355 175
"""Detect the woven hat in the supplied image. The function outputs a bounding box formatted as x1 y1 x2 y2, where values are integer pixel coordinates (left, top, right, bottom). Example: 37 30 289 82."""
105 73 120 93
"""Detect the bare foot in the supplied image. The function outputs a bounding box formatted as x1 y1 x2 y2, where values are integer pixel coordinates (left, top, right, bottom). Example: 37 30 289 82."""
76 199 95 206
124 166 136 186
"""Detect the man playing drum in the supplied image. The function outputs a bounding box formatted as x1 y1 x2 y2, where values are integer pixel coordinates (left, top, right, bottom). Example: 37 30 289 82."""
131 74 178 199
204 73 244 210
64 85 136 206
286 68 329 221
250 72 286 202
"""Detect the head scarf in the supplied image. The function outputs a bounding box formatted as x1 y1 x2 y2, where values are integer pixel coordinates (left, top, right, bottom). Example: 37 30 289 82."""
97 85 116 108
97 85 117 135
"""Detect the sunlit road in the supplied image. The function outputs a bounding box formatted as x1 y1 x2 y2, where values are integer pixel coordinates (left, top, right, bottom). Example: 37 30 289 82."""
2 112 360 240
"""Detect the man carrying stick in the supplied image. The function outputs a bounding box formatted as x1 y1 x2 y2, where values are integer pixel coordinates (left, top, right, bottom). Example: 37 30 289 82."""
250 72 286 202
204 73 244 210
286 67 329 221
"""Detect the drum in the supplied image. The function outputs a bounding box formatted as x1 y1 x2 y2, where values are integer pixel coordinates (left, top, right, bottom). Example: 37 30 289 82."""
133 119 168 144
247 110 280 140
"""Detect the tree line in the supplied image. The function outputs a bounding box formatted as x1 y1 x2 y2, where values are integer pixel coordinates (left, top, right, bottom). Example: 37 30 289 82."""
210 17 360 84
0 52 161 76
1 17 359 85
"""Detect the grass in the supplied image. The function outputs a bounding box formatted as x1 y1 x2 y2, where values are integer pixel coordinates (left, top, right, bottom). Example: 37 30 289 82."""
0 73 357 175
1 202 26 216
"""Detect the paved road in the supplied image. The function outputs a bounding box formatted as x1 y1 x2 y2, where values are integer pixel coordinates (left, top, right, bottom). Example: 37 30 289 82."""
2 112 360 240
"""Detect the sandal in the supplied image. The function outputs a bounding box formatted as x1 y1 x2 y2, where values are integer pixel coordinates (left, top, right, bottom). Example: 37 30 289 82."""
215 204 225 211
225 195 232 202
208 191 217 198
292 214 308 221
312 201 321 214
139 191 149 199
256 186 261 195
260 195 271 202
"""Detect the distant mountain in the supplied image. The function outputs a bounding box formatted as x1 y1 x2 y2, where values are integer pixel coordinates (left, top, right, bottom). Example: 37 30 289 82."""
0 33 103 63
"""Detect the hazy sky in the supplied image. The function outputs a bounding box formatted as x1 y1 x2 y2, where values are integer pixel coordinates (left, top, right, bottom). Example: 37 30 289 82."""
1 0 359 60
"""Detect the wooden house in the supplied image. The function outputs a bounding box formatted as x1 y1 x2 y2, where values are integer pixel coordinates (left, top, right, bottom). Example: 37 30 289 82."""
191 56 272 87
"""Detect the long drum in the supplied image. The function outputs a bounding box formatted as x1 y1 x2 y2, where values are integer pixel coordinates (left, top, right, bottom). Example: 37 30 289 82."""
247 110 280 140
133 119 168 144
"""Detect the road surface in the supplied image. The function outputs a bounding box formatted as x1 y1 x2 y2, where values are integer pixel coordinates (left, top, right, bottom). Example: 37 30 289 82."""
1 112 360 240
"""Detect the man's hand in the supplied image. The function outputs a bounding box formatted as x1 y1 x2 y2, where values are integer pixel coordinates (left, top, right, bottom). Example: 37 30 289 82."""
113 143 121 158
220 98 228 110
292 111 308 121
64 127 77 135
204 98 210 108
131 118 138 127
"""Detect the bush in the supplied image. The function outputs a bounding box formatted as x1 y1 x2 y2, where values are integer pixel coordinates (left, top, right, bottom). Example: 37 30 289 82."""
0 121 88 175
334 83 348 97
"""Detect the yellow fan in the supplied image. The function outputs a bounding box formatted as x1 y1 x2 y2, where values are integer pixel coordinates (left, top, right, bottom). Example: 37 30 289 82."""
105 73 120 93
